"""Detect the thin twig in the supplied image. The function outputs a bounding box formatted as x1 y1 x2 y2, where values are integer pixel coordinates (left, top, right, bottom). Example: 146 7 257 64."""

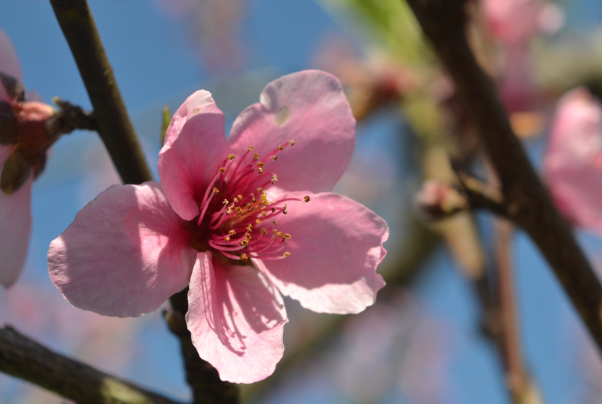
405 0 602 353
50 0 152 185
166 290 239 404
0 326 182 404
49 1 238 402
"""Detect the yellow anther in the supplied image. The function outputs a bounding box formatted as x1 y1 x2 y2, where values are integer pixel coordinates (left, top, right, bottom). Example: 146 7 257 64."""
248 146 254 151
260 193 267 202
244 232 251 238
238 194 243 200
240 240 248 246
240 253 248 262
257 162 265 167
304 196 310 202
253 153 259 160
225 236 230 241
246 224 253 231
223 199 229 205
257 187 263 193
212 188 219 195
274 220 278 225
261 210 266 217
236 207 243 214
227 154 235 160
258 168 264 175
233 197 239 203
278 231 284 237
260 228 267 234
229 230 236 235
284 233 291 239
282 204 288 215
220 167 225 173
272 155 278 161
273 229 278 235
255 219 261 224
271 175 278 185
283 252 291 258
271 207 276 213
251 195 256 203
226 208 233 214
279 145 284 150
246 203 252 211
289 140 295 146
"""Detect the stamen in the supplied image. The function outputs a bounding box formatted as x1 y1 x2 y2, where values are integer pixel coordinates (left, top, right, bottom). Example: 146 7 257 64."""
248 146 254 151
304 196 310 202
283 252 291 257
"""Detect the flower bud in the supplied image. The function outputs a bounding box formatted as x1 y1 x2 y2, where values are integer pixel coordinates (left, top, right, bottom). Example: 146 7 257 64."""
415 180 467 220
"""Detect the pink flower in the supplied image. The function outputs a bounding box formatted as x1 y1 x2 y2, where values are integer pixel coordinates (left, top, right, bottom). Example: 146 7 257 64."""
48 70 388 383
0 29 31 288
544 87 602 233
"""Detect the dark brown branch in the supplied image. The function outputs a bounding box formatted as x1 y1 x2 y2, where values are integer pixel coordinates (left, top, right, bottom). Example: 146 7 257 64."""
50 0 152 185
49 1 237 402
166 290 239 404
406 0 602 352
0 326 182 404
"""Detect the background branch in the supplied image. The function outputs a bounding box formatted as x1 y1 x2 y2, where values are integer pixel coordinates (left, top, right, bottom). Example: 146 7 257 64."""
0 326 182 404
405 0 602 353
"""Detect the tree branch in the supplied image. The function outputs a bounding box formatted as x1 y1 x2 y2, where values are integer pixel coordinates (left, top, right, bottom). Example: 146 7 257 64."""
405 0 602 352
0 326 182 404
49 0 152 185
165 290 239 404
48 1 237 402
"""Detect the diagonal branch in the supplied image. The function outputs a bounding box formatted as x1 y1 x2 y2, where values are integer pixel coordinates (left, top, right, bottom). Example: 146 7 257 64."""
405 0 602 353
49 0 152 185
48 1 238 402
0 326 182 404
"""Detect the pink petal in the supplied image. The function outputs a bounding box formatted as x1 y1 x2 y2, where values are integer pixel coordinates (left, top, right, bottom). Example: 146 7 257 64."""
48 181 196 317
186 251 287 383
159 90 232 221
0 28 21 102
228 70 355 194
544 88 602 233
257 191 387 314
0 145 31 288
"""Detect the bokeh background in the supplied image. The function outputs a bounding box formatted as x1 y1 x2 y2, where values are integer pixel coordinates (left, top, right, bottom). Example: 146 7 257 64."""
1 0 602 403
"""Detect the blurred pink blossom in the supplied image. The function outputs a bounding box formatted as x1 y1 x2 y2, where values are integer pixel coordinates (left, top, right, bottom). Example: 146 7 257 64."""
544 87 602 233
154 0 246 75
48 70 388 383
482 0 564 113
0 29 32 288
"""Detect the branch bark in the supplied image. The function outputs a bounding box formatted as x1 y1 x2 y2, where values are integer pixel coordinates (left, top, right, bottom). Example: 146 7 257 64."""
49 0 152 185
48 1 238 402
0 326 182 404
405 0 602 352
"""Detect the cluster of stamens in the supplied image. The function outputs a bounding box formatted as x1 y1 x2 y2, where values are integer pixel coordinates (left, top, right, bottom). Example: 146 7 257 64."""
190 141 309 262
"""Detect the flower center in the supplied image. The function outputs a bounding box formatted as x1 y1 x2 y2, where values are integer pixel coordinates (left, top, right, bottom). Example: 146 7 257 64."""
188 141 309 262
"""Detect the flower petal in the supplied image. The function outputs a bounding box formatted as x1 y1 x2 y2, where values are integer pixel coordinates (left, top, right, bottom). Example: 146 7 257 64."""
0 28 21 102
229 70 355 193
0 145 31 288
186 251 287 384
159 90 232 221
544 88 602 233
257 192 387 314
48 181 196 317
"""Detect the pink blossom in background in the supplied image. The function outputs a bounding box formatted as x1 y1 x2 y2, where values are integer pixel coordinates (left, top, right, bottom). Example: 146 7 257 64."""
154 0 246 75
544 87 602 233
482 0 564 113
48 70 389 383
0 28 32 288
